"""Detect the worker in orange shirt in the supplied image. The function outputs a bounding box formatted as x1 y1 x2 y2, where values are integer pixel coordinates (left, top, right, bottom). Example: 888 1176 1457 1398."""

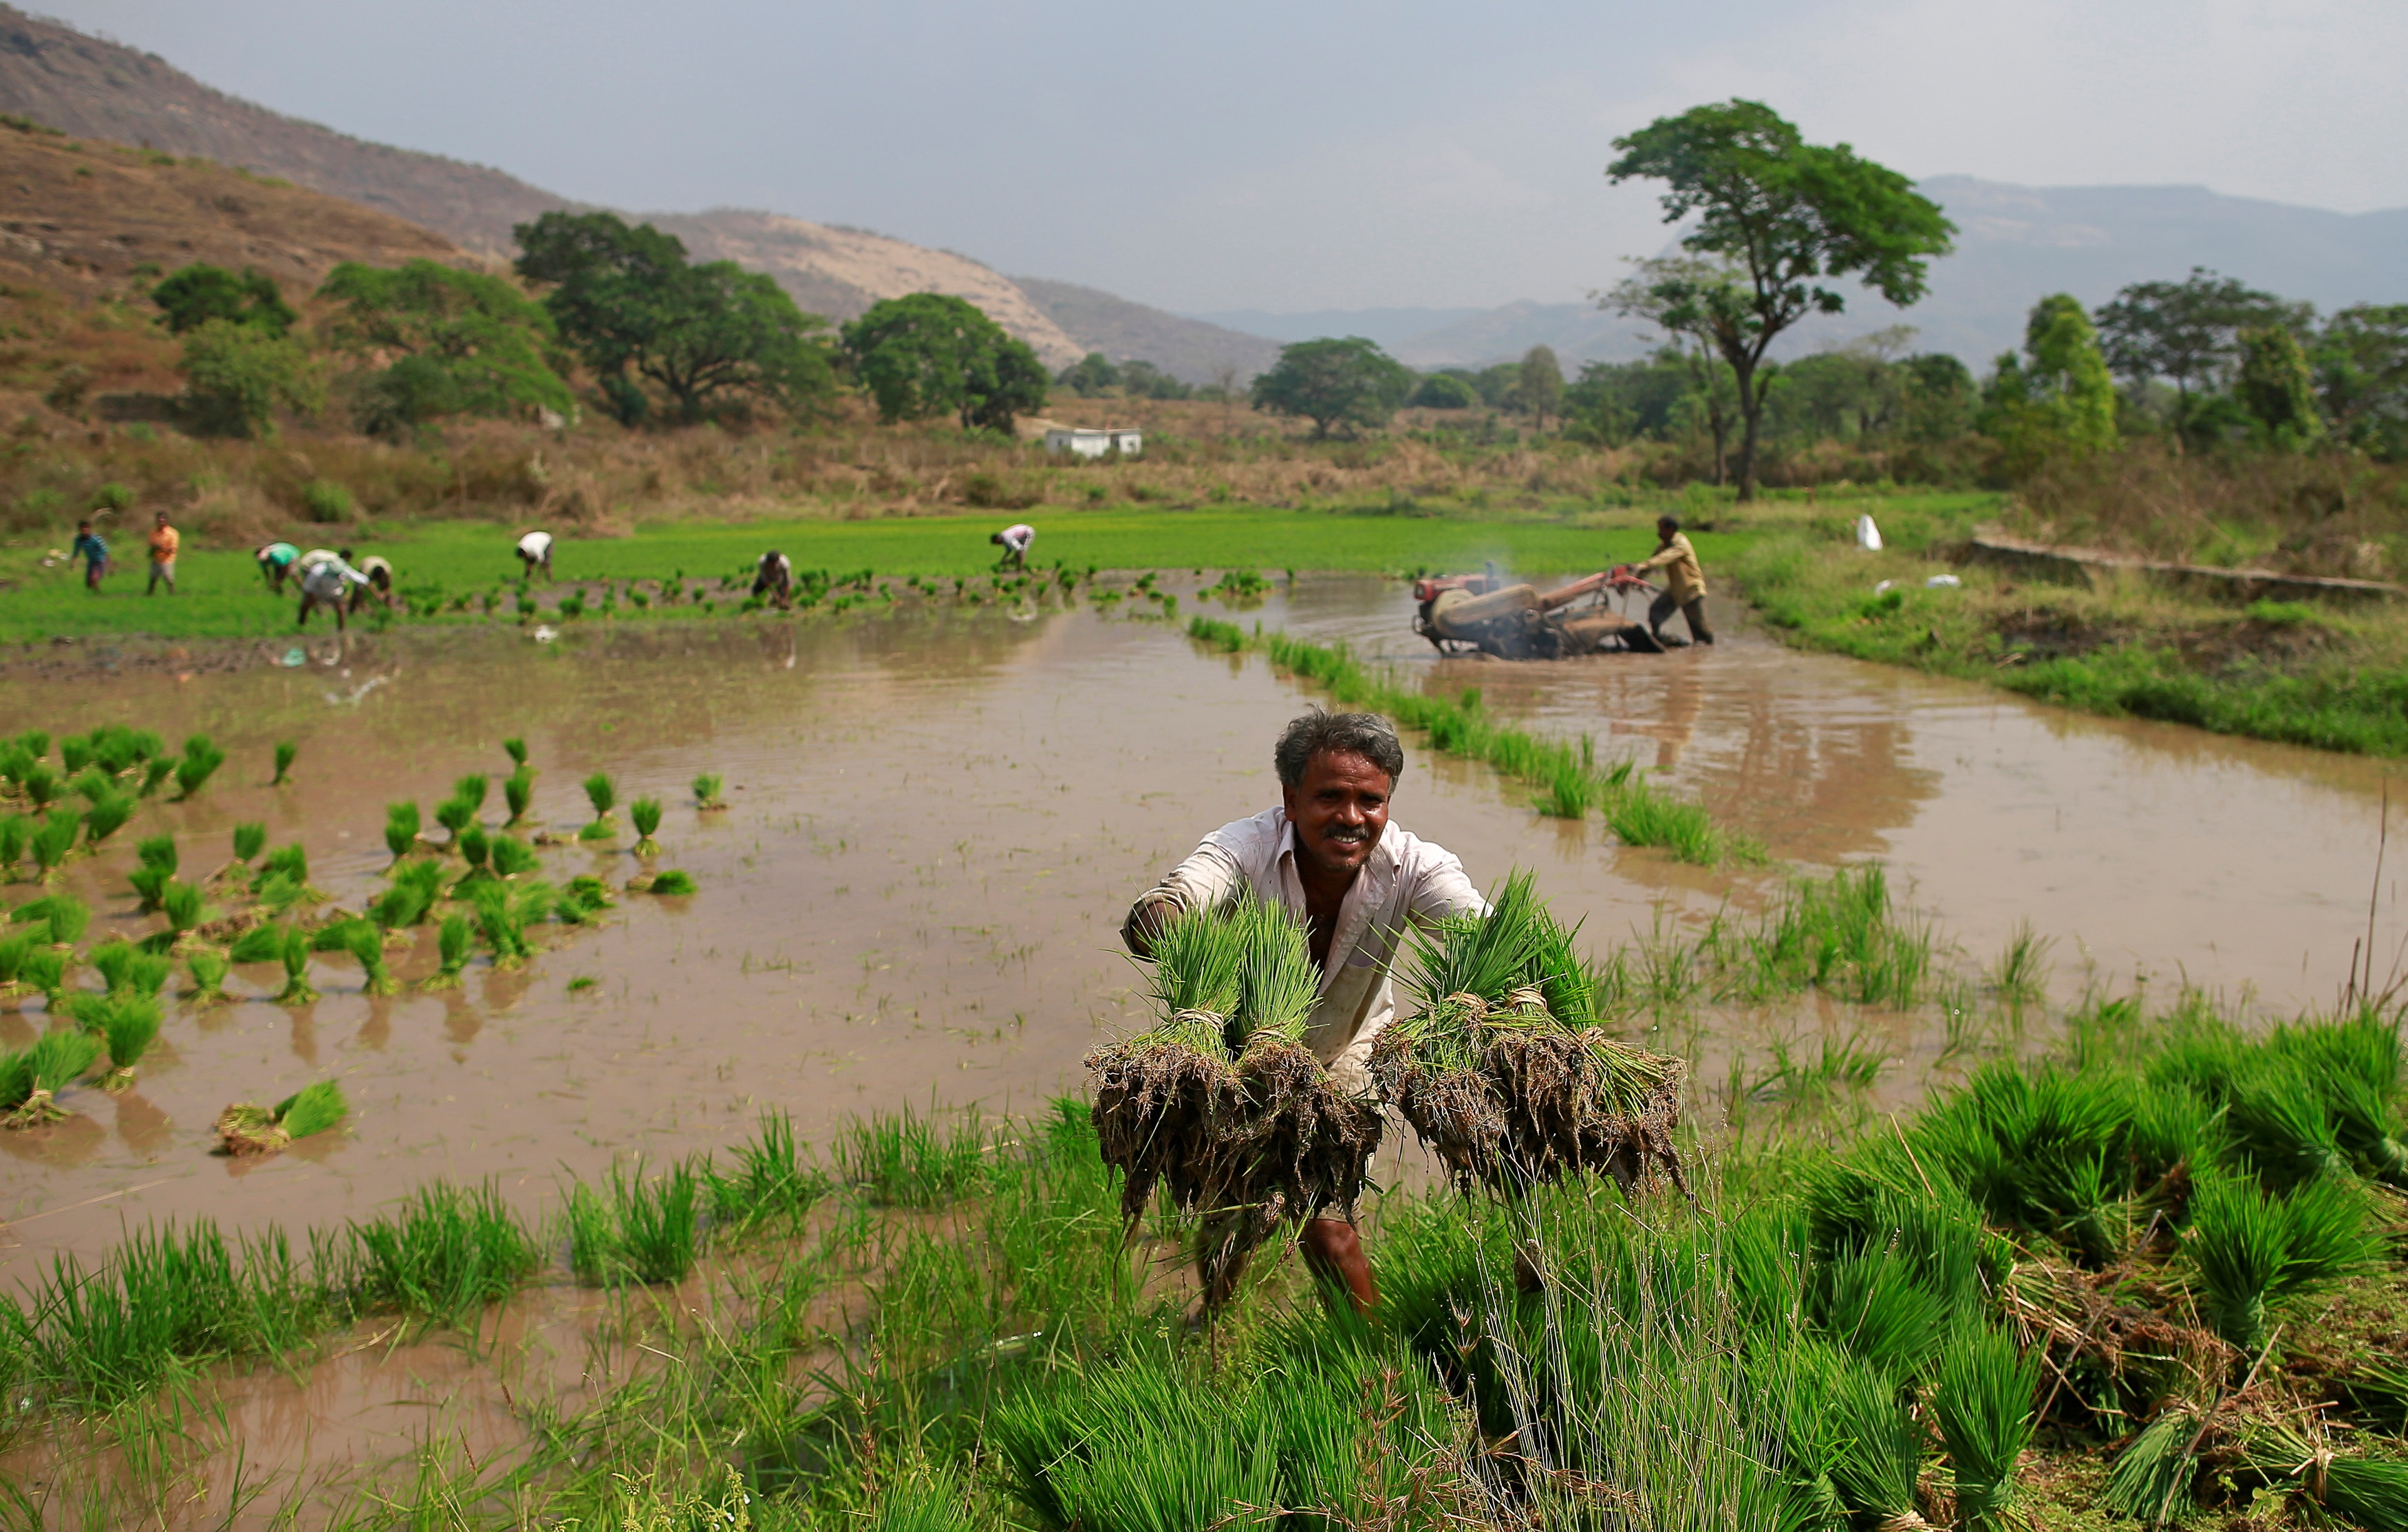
145 510 180 596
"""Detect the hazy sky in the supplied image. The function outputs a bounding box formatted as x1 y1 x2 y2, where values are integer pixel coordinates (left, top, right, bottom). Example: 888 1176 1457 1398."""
43 0 2408 312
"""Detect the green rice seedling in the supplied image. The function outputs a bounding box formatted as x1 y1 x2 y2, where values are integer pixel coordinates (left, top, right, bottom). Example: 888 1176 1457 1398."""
32 891 89 945
271 740 297 784
15 729 49 758
253 871 306 915
420 914 473 989
865 1473 980 1532
433 792 477 840
138 755 175 797
555 874 615 923
90 937 138 992
993 1349 1280 1532
385 801 421 861
341 1179 541 1325
2268 1010 2408 1183
2224 1064 2353 1189
0 929 33 992
123 951 171 999
311 915 377 953
631 868 696 894
18 946 67 1005
629 796 663 856
453 773 488 815
67 989 114 1034
30 808 79 877
503 737 528 768
583 771 615 826
693 772 725 809
19 761 61 810
0 811 28 876
1990 920 2053 1007
171 734 225 799
1534 761 1597 819
231 821 266 863
489 834 541 877
2183 1171 2380 1357
835 1107 989 1207
1809 1246 1956 1380
2102 1407 2202 1524
367 876 434 932
2 1027 103 1125
1934 1326 2038 1529
228 922 285 964
274 923 316 1004
58 735 91 775
215 1079 347 1154
80 786 132 845
252 842 308 895
160 880 206 945
98 994 163 1091
707 1110 831 1237
455 823 492 881
1606 777 1728 864
344 922 398 995
468 880 537 967
502 765 536 825
569 1159 701 1286
186 949 230 1004
1820 1345 1925 1524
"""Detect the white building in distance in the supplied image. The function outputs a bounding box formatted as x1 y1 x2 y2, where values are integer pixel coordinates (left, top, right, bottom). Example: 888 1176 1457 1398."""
1043 426 1142 459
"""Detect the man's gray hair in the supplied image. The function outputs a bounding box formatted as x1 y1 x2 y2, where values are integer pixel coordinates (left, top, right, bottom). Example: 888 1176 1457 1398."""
1274 709 1406 787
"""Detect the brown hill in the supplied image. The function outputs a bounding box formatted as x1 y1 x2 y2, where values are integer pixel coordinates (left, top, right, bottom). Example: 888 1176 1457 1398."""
1013 277 1281 385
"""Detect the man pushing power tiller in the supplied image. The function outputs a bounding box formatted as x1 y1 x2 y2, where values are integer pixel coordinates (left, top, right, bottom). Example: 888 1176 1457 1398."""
1121 709 1485 1316
1617 514 1714 647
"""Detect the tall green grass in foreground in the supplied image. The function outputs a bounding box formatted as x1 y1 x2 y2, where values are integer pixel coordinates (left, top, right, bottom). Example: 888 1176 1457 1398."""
1190 617 1761 865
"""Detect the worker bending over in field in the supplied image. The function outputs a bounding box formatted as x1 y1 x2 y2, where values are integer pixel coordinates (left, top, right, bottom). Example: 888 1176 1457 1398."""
1620 515 1713 646
753 550 794 609
296 552 372 632
991 522 1033 571
1123 709 1485 1317
255 542 300 592
516 530 555 582
348 552 396 612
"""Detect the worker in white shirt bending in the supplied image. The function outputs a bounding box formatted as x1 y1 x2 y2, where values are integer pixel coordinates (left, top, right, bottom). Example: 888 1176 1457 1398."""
991 522 1033 571
1122 709 1485 1317
516 530 555 582
296 553 372 632
753 550 794 609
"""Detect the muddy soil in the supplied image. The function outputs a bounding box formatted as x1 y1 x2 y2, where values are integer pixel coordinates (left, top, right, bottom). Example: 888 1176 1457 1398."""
0 577 2396 1288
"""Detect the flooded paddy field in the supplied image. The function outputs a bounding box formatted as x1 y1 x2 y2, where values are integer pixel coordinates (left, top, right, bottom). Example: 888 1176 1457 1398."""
0 576 2394 1282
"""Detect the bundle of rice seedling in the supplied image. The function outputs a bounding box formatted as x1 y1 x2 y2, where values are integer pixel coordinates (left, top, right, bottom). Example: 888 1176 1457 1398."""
1087 903 1247 1227
455 823 493 881
626 868 697 895
1372 872 1689 1198
503 737 528 768
2183 1172 2380 1358
694 773 726 810
80 786 133 845
0 930 34 993
0 812 28 876
385 801 422 861
1 1028 103 1127
420 914 474 989
434 792 478 841
29 810 79 878
138 755 176 797
123 951 171 999
503 766 536 826
215 1079 347 1155
228 922 286 964
58 735 91 775
172 735 225 799
129 833 176 909
19 763 60 810
1222 898 1381 1231
2268 1010 2408 1184
89 937 138 993
160 880 207 947
186 949 230 1004
16 892 92 947
579 773 616 839
231 822 266 864
490 834 541 877
252 843 309 896
343 922 399 995
272 740 297 784
1935 1326 2039 1530
469 881 548 968
555 874 616 923
369 862 440 931
274 924 317 1004
97 995 162 1091
18 947 66 1005
454 773 489 816
630 796 663 856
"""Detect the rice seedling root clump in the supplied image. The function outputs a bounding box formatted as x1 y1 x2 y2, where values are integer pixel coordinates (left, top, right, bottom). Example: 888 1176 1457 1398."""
1372 872 1690 1198
215 1079 348 1155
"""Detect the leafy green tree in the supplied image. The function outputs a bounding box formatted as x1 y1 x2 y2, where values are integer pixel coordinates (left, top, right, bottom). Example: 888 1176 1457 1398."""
1409 374 1480 409
1119 360 1192 400
2093 268 2309 438
1606 257 1746 481
839 293 1050 431
513 211 836 424
1247 337 1415 438
1057 352 1120 396
1518 345 1565 431
1607 99 1955 499
151 264 296 336
178 319 321 438
1898 353 1976 443
1981 294 2118 464
318 259 574 433
2311 304 2408 458
1562 353 1694 446
2235 325 2325 449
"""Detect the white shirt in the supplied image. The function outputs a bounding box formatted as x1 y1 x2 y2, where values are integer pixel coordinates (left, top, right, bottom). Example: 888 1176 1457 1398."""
760 552 792 581
1000 524 1034 553
1132 807 1485 1091
518 531 554 560
300 557 368 601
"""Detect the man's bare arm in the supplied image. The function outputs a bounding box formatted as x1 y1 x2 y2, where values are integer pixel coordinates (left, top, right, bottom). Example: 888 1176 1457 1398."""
1121 840 1246 957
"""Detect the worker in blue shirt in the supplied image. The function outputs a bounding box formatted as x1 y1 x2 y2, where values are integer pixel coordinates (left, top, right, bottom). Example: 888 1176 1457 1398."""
71 519 108 592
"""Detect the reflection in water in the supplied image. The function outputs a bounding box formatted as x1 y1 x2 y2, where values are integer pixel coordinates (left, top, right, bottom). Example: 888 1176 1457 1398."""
0 585 2394 1288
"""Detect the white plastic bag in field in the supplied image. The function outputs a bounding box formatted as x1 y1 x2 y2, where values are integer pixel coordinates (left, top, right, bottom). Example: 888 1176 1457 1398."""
1856 514 1883 550
1926 574 1961 589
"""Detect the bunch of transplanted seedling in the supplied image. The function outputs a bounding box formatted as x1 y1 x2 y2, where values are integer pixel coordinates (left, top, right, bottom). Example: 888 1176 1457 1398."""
1371 870 1690 1198
1086 899 1380 1311
0 722 720 1139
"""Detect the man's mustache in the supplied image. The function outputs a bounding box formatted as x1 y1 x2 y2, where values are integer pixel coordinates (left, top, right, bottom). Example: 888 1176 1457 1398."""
1320 824 1373 843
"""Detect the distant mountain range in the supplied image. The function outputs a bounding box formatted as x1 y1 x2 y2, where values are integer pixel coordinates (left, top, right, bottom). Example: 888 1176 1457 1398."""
1200 177 2408 371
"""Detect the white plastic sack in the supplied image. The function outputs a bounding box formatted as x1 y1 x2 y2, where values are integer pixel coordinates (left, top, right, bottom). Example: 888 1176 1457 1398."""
1856 514 1883 550
1925 574 1962 589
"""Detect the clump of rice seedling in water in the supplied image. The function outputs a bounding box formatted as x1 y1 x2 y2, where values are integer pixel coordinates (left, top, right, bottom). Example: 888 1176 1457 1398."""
503 737 528 768
172 735 226 799
627 868 696 895
19 762 61 810
385 801 421 861
579 772 616 839
231 821 266 864
1 1028 103 1126
0 812 29 877
138 755 175 796
272 740 297 784
17 947 66 1006
1372 870 1689 1198
30 810 79 878
570 1159 702 1286
1935 1326 2039 1529
186 949 230 1004
80 786 133 845
58 735 90 775
503 765 536 826
455 823 492 881
469 881 547 968
1990 920 2053 1008
555 874 616 923
252 843 308 894
419 914 473 989
453 773 488 816
228 923 285 964
629 797 663 856
98 995 163 1091
20 892 91 947
122 950 171 999
274 924 317 1004
434 792 477 841
0 930 36 994
215 1079 347 1155
129 832 177 909
344 923 398 995
160 880 206 945
489 834 541 877
1534 762 1597 819
89 937 138 993
693 772 725 810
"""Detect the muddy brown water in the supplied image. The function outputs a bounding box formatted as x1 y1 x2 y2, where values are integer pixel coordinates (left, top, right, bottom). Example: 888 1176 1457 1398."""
0 576 2394 1288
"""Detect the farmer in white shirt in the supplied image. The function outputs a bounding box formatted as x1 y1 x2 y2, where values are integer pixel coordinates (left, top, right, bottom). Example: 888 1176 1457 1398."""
516 530 555 582
1123 709 1484 1316
296 553 372 632
752 550 794 609
991 522 1034 571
